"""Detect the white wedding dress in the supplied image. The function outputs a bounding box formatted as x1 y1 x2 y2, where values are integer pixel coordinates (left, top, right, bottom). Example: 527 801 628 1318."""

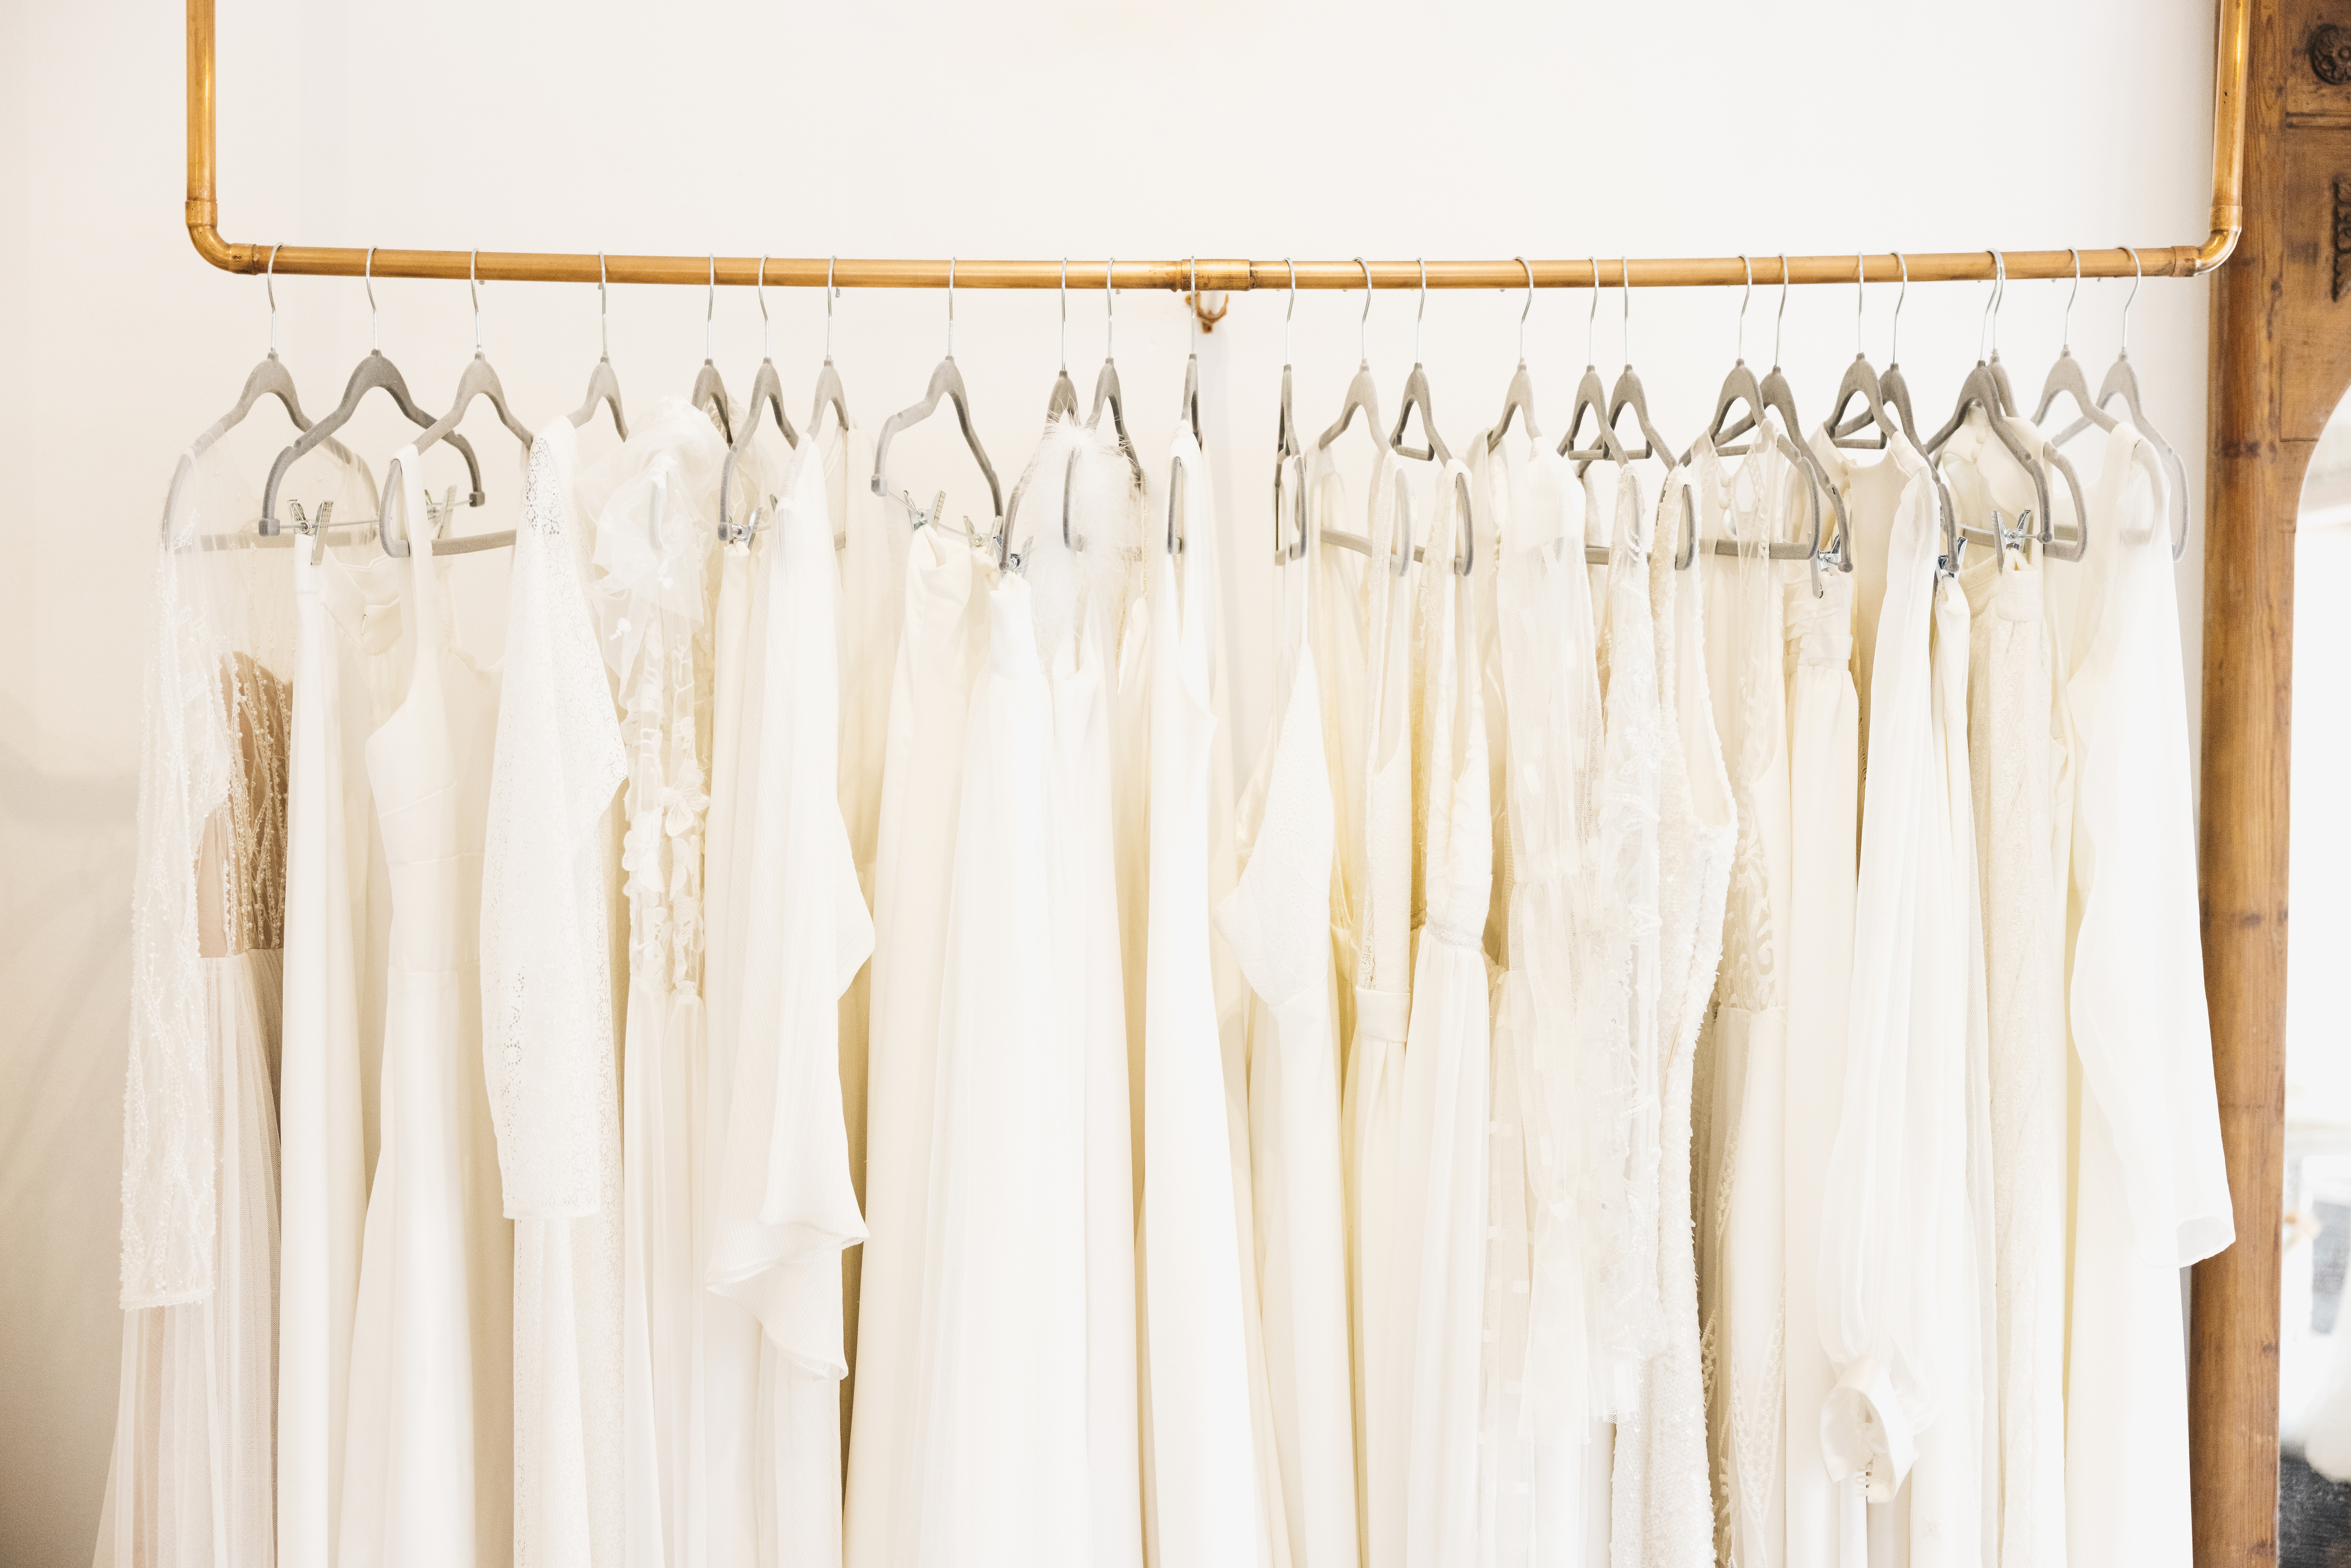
279 460 403 1568
339 450 513 1568
103 438 369 1568
2061 421 2232 1568
480 420 629 1568
1611 451 1736 1568
1220 492 1358 1568
842 481 990 1568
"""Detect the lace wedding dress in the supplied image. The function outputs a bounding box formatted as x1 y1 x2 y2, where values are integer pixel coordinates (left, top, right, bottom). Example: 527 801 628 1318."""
103 438 370 1568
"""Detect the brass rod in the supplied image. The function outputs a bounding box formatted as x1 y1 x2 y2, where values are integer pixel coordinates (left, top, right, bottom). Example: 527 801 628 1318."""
181 0 2248 290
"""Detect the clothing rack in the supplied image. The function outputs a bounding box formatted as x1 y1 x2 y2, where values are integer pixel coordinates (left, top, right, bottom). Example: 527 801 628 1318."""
180 0 2247 294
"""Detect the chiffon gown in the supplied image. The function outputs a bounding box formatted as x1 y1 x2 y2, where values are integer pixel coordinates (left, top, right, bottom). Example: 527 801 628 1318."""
278 453 404 1568
704 424 872 1568
2061 422 2232 1568
1389 464 1492 1568
104 437 369 1568
480 420 629 1568
583 397 729 1568
1478 432 1605 1568
1610 453 1736 1568
339 450 513 1568
842 487 988 1568
1220 458 1359 1568
1694 420 1796 1568
1947 410 2069 1567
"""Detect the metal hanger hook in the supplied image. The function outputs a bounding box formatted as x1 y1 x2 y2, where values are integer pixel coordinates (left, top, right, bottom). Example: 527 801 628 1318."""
1977 248 2000 361
825 255 837 360
1890 250 1908 364
1191 256 1201 349
1854 253 1866 357
1413 258 1427 364
1354 257 1372 364
1773 252 1789 367
1104 257 1115 361
366 245 379 353
598 251 610 360
1736 254 1752 363
1620 256 1632 366
267 243 282 356
1059 257 1069 371
705 252 716 363
947 256 957 358
2062 247 2081 351
1285 257 1297 367
1991 249 2007 357
1515 256 1533 364
470 249 481 353
756 255 771 359
1586 257 1600 367
2119 244 2142 358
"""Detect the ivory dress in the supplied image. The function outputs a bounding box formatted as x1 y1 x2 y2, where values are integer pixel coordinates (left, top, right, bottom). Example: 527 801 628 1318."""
2062 423 2232 1568
1696 421 1795 1568
1142 428 1270 1568
1218 500 1358 1568
480 421 628 1568
1381 464 1492 1568
104 440 366 1568
584 398 728 1568
1479 434 1603 1568
705 428 873 1568
1610 453 1736 1568
279 462 403 1568
1948 413 2068 1567
842 488 989 1568
339 450 513 1568
915 572 1091 1566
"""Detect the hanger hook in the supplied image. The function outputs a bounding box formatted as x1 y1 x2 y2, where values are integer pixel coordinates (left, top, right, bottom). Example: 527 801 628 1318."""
1285 257 1298 367
1354 257 1372 364
706 252 716 363
1977 248 1999 362
470 249 481 353
2120 244 2142 357
1735 254 1752 364
1855 253 1866 358
1585 257 1600 367
1413 258 1427 364
1773 253 1790 367
1620 256 1635 366
1191 256 1201 350
1890 250 1907 364
1515 256 1533 364
1059 257 1069 371
2063 246 2081 351
267 243 282 357
825 255 837 361
1104 257 1115 361
756 255 771 359
1991 249 2007 357
948 256 957 358
366 245 379 353
598 251 610 360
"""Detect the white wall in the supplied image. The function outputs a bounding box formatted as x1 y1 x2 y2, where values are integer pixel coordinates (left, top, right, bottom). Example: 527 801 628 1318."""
0 2 2221 1563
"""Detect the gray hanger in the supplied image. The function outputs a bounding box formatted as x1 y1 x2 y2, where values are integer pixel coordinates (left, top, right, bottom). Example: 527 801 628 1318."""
869 258 1005 548
1318 258 1392 454
1682 256 1829 569
194 244 358 470
1755 255 1851 574
1604 257 1673 465
1044 258 1081 420
1560 258 1629 466
717 256 802 541
1824 254 1893 453
1684 256 1766 463
1446 465 1474 575
691 253 734 445
810 256 852 437
1272 262 1308 564
1486 257 1540 453
568 251 628 438
1927 251 2084 565
1388 259 1451 463
1181 257 1205 447
1321 464 1418 575
261 246 484 535
2034 248 2169 526
2049 247 2190 560
380 250 534 557
1086 260 1147 484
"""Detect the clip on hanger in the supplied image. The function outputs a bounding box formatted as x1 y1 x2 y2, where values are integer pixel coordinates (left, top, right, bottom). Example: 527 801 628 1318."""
260 244 484 534
1388 259 1451 463
1086 259 1147 485
869 258 1006 555
717 254 802 542
381 249 534 557
1562 257 1630 468
2048 246 2189 559
568 250 628 437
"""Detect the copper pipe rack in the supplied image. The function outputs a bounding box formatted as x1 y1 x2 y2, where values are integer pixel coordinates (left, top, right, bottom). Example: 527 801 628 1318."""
183 0 2245 292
